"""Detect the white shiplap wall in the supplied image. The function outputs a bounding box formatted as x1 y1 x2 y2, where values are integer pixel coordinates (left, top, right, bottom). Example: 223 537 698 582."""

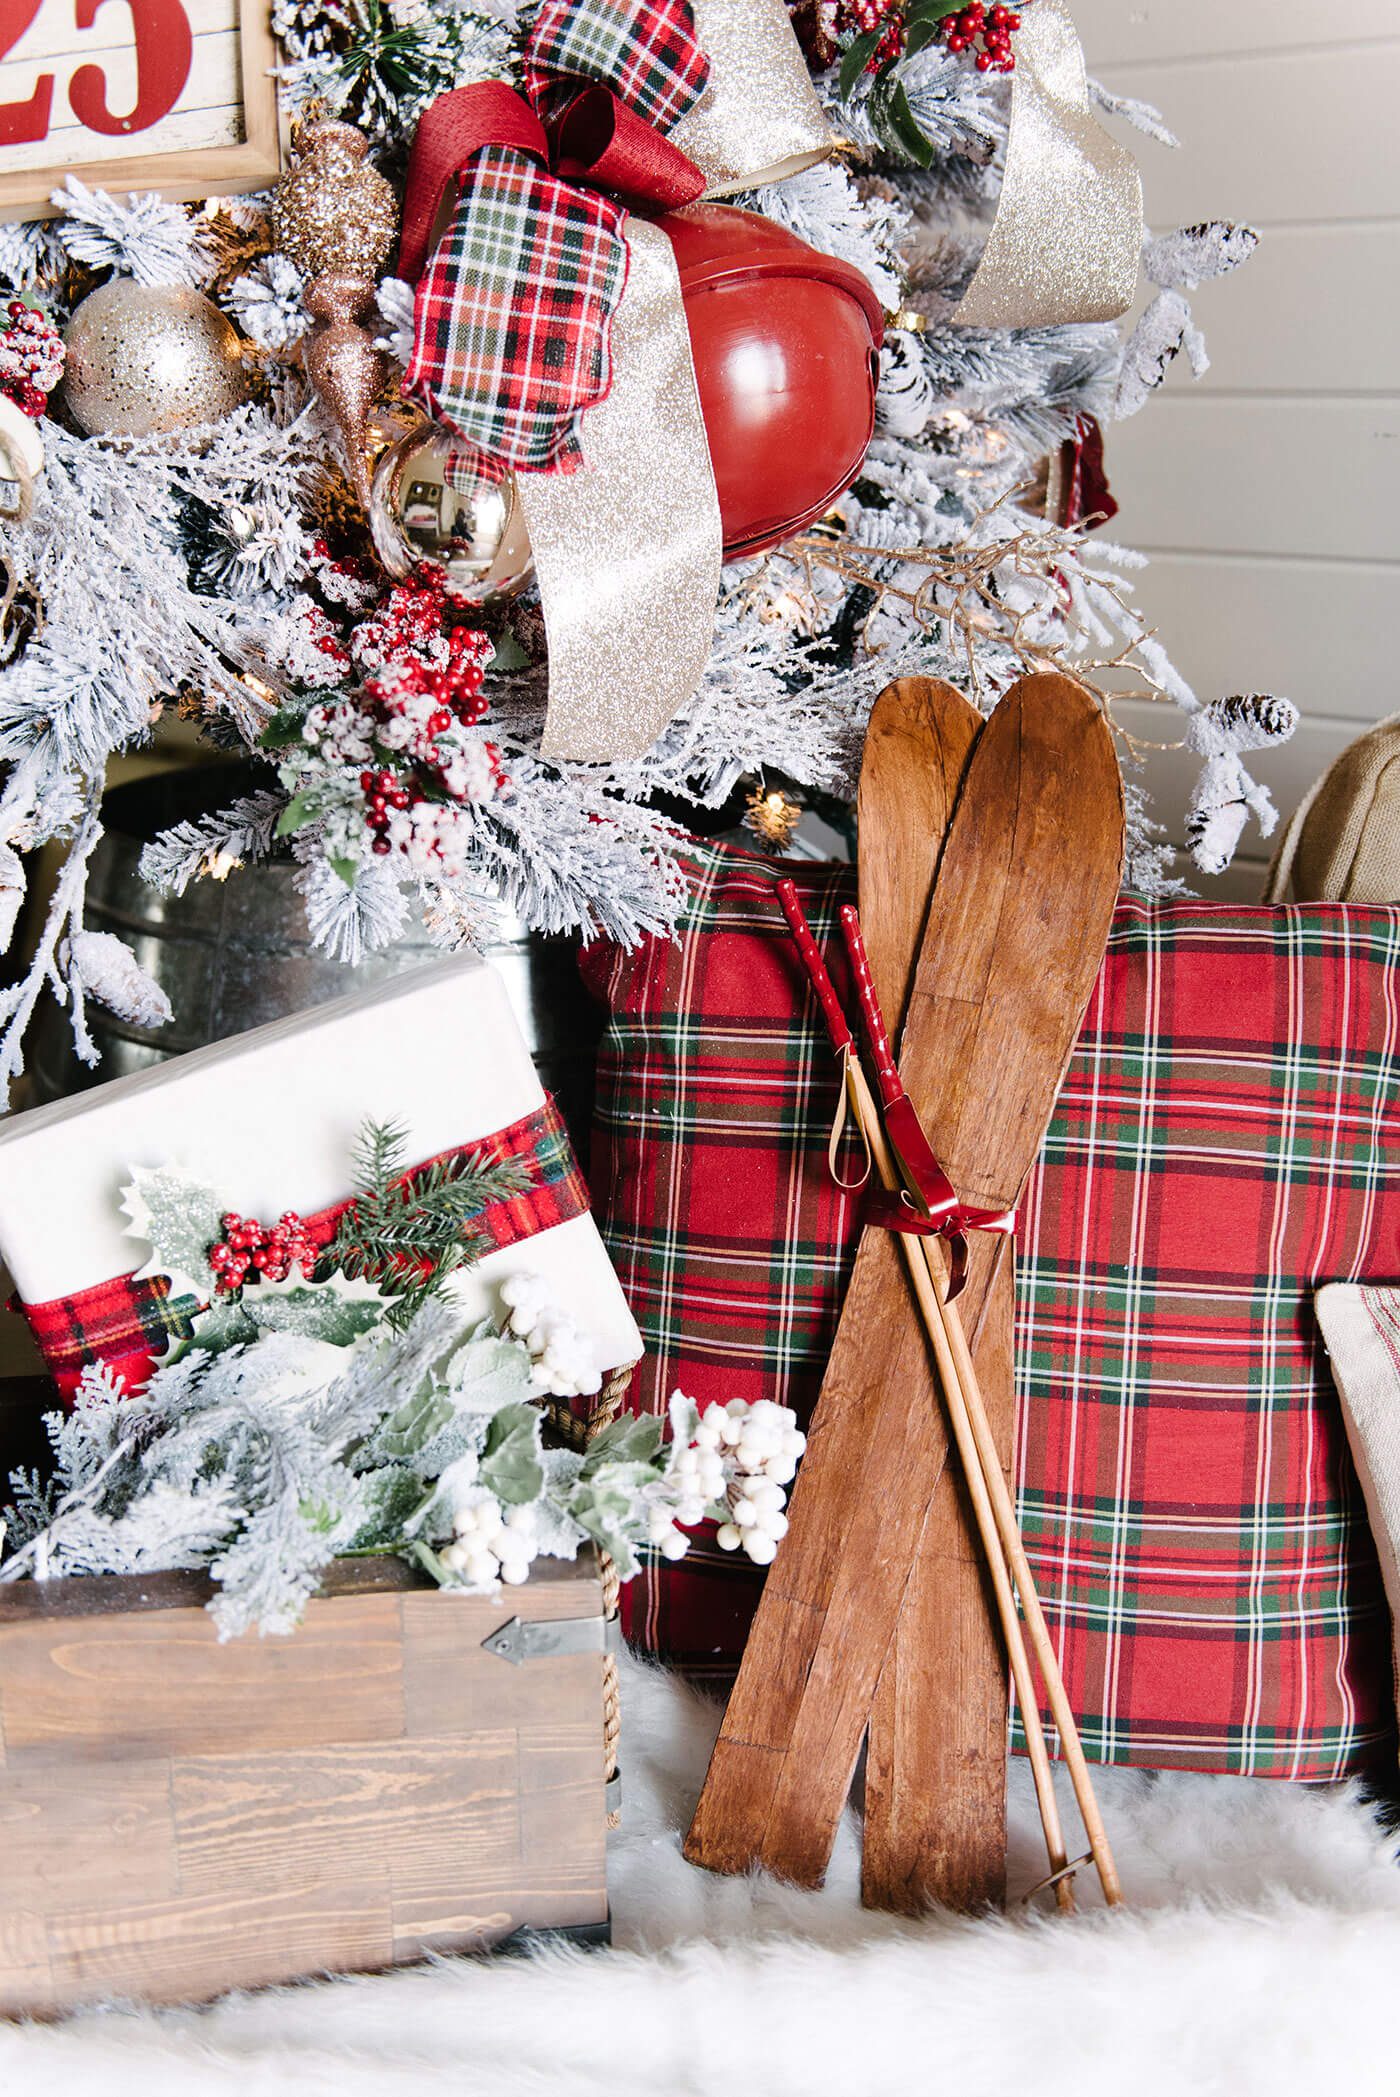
1073 0 1400 897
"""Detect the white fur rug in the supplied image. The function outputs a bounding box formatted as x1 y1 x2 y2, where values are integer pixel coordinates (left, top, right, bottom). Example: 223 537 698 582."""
4 1655 1398 2097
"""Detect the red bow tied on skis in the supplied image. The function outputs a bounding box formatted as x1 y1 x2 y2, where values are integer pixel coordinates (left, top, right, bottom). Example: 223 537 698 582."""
400 0 712 476
775 883 1017 1300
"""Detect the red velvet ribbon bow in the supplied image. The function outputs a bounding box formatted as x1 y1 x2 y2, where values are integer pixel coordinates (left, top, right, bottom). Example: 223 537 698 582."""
400 0 711 474
398 81 705 289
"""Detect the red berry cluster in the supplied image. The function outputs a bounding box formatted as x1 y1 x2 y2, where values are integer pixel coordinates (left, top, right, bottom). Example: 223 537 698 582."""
940 1 1023 72
838 0 903 66
359 630 495 855
0 299 64 418
841 0 897 30
360 764 414 853
208 1211 317 1293
307 534 378 614
353 565 466 674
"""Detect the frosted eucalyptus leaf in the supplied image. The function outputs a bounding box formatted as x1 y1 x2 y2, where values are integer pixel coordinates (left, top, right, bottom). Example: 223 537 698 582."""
580 1413 663 1477
478 1402 544 1505
371 1381 455 1463
566 1478 642 1579
443 1332 536 1414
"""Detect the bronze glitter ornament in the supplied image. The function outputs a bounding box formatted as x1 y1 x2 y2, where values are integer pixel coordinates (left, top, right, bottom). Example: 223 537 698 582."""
272 120 399 280
369 417 534 604
61 282 248 439
273 119 399 504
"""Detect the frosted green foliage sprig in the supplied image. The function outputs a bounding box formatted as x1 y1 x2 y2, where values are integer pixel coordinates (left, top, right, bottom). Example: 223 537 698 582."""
0 1160 803 1635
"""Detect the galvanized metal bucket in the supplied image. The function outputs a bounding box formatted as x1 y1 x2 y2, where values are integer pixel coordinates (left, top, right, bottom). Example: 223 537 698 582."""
29 767 603 1146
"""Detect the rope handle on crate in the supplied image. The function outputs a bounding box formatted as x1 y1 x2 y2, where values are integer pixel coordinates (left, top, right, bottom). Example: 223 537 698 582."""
581 1357 635 1830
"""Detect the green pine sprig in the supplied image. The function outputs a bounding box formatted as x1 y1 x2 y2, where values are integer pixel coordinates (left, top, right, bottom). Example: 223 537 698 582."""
325 1118 533 1328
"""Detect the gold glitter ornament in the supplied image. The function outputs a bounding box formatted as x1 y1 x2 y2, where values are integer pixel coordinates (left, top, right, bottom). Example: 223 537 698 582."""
369 417 534 604
61 283 249 439
271 120 398 282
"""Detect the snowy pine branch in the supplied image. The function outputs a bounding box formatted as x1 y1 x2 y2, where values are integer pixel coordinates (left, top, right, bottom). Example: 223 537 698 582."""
138 791 288 896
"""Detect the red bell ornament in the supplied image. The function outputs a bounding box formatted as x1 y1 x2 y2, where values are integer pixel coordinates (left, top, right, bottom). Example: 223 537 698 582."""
659 204 885 560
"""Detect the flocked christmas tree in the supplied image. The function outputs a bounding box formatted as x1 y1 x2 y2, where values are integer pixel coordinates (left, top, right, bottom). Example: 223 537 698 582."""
0 0 1295 1096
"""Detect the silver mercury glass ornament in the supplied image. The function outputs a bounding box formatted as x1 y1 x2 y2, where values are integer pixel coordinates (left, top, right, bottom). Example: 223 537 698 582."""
368 416 534 602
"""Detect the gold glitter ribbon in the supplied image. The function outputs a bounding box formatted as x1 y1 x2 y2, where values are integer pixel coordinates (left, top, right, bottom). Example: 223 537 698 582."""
524 221 723 765
673 0 834 197
529 0 834 763
955 0 1143 329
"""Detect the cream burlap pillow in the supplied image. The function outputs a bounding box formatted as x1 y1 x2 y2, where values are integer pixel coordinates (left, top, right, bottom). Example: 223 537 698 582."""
1266 713 1400 903
1317 1282 1400 1726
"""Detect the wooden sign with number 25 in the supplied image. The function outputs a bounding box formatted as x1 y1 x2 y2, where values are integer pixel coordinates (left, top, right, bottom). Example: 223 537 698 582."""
0 0 280 218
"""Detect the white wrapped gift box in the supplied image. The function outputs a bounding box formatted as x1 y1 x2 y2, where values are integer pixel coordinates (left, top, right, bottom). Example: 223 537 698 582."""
0 957 642 1376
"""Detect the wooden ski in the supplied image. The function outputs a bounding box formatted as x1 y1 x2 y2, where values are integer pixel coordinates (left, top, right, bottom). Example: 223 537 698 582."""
685 675 1123 1899
684 677 980 1884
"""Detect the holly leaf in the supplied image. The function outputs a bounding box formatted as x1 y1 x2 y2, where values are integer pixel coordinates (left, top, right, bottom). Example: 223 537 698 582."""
869 74 936 166
240 1272 391 1347
838 26 883 100
275 790 321 838
478 1402 544 1505
185 1296 258 1353
120 1163 224 1299
579 1412 663 1478
489 629 529 673
329 855 359 888
258 706 310 751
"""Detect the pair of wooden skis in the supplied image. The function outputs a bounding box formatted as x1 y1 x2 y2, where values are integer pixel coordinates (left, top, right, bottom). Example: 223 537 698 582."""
685 672 1125 1911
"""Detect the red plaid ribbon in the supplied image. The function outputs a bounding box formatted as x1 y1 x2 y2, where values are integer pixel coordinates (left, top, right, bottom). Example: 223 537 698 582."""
402 0 709 473
523 0 712 130
20 1097 590 1403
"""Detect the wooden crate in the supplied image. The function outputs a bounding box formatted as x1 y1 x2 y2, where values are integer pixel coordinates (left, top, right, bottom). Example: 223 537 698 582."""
0 1548 611 2015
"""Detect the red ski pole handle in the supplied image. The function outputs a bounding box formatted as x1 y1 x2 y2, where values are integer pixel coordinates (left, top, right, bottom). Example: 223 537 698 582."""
838 905 900 1108
773 879 853 1057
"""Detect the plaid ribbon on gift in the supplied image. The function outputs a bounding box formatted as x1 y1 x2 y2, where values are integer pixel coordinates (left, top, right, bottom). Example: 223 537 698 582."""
404 0 710 473
20 1097 589 1403
582 841 1400 1779
523 0 711 128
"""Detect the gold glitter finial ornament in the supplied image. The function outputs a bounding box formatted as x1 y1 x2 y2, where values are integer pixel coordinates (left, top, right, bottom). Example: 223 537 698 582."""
272 119 400 506
271 119 398 281
61 282 249 439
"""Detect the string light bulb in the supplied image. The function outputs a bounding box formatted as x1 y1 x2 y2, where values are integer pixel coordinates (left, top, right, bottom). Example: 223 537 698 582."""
744 781 803 850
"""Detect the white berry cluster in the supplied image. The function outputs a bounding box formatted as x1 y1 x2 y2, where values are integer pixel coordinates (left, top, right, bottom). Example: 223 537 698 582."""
499 1271 603 1399
660 1396 805 1566
438 1496 538 1587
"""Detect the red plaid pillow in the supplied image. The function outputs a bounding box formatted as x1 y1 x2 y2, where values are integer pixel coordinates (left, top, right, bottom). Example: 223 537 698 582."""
582 840 1400 1778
